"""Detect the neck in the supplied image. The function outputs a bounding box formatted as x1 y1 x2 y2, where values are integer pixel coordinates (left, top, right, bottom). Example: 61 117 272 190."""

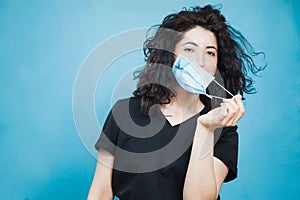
163 86 204 113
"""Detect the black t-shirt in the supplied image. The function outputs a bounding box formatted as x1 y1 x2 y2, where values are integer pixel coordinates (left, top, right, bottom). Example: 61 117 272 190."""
95 97 238 200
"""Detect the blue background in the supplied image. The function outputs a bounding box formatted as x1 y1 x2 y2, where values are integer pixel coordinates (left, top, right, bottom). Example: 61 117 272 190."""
1 0 299 199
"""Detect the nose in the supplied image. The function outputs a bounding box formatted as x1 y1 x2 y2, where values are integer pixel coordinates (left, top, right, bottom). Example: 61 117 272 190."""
196 52 205 68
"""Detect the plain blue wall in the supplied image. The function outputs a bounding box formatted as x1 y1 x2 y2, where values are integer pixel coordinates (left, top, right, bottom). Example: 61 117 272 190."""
1 0 299 199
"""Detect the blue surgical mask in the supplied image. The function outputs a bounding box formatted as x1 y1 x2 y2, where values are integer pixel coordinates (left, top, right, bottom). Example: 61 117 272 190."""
172 56 214 95
172 56 233 99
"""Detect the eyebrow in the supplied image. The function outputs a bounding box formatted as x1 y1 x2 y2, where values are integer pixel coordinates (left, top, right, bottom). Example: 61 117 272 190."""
182 42 218 50
182 42 199 47
206 46 218 50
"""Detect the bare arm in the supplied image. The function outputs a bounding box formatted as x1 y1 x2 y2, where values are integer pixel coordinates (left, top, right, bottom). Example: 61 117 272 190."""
183 95 244 200
87 149 114 200
183 125 228 200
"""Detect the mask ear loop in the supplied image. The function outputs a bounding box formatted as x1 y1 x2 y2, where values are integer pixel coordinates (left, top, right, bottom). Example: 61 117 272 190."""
206 79 234 100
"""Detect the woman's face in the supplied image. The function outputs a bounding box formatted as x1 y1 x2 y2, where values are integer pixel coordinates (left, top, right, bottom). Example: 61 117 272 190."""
174 26 218 75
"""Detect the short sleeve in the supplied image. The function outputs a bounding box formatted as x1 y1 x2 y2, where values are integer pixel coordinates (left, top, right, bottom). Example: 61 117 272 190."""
94 100 123 155
213 126 239 182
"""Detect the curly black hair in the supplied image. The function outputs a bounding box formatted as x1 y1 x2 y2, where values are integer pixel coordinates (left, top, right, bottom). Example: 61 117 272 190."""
133 5 265 115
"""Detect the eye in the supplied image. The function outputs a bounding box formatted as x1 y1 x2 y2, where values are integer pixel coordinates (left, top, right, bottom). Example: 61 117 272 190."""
184 48 195 53
207 51 216 57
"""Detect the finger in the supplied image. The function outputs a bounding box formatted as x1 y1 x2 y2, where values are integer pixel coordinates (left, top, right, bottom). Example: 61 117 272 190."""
199 106 226 130
211 104 227 123
220 102 235 126
222 98 239 125
235 98 245 123
232 95 245 124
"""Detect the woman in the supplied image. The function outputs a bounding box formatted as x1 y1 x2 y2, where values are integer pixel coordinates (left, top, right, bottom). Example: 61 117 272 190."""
88 5 264 200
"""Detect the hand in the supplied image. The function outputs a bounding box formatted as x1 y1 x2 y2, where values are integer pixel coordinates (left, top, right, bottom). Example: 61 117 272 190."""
197 94 245 131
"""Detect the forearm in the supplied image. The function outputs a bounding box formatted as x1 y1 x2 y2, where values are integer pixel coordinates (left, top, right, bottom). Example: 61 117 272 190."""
87 150 114 200
183 125 217 200
87 181 113 200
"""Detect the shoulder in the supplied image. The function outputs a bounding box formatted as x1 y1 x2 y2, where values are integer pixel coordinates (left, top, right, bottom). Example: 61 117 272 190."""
112 96 141 111
215 125 238 142
214 126 239 182
220 126 238 136
110 96 143 120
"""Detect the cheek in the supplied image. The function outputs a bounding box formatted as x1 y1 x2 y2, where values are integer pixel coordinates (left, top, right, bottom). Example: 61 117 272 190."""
211 66 218 75
204 63 218 75
205 68 216 75
204 57 218 75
